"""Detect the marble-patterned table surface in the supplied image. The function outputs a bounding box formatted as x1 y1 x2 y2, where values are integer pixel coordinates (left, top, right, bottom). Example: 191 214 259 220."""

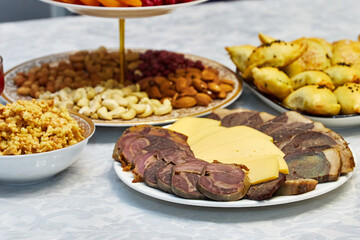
1 0 360 239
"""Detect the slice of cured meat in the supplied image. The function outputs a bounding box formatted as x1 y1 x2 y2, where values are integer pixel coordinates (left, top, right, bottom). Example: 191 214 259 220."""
157 163 175 193
197 163 250 201
113 125 195 179
246 173 286 200
207 108 274 128
156 157 193 193
143 158 167 188
285 148 341 182
276 179 318 196
279 131 338 154
171 160 208 199
256 111 313 135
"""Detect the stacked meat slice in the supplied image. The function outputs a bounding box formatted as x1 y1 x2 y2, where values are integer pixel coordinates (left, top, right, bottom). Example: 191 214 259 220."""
113 125 250 201
208 108 355 199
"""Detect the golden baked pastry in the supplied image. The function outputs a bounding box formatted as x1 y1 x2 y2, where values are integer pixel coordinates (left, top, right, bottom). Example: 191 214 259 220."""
225 45 255 73
325 64 360 87
252 67 293 100
283 85 341 116
243 40 306 79
258 33 276 44
284 38 332 77
333 83 360 114
290 70 335 90
332 39 360 69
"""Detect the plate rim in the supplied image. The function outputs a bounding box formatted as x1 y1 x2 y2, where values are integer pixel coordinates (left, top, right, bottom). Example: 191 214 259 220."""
238 72 360 128
2 49 243 127
38 0 208 18
113 161 354 208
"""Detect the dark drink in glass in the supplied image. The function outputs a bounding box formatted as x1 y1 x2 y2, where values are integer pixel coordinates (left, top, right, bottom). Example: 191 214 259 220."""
0 56 3 94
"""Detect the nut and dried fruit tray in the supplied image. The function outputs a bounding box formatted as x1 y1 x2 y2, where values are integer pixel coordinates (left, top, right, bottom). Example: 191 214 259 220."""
2 49 242 127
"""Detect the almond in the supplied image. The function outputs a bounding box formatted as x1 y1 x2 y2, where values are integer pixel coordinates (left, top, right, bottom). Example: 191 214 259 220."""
159 79 173 92
148 85 162 99
193 78 207 92
201 69 216 81
217 91 227 99
219 83 234 92
163 89 177 97
175 77 188 92
173 96 197 108
208 82 221 93
220 78 235 86
195 93 213 106
180 86 198 96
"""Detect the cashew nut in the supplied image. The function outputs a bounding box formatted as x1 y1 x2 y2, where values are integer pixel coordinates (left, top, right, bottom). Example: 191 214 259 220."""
130 92 148 99
71 88 87 102
153 99 172 116
94 85 105 94
125 96 138 106
137 104 154 118
120 108 137 120
89 99 102 112
121 86 134 96
115 97 129 107
79 106 92 117
86 87 96 100
102 99 119 111
110 106 126 118
97 106 112 120
77 97 89 107
59 88 71 101
90 113 98 119
130 103 146 114
60 100 74 109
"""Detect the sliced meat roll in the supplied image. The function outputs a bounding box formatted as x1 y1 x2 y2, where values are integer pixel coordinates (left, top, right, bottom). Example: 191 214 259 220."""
276 179 318 196
285 148 341 182
171 160 208 200
246 173 286 201
197 163 250 201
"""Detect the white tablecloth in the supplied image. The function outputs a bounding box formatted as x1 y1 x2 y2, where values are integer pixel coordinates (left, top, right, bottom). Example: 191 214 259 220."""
1 0 360 239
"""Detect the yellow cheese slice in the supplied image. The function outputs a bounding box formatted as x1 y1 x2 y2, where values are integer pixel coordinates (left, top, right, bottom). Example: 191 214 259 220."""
187 125 226 145
242 157 279 185
195 138 285 163
168 117 220 138
191 126 273 156
220 154 289 174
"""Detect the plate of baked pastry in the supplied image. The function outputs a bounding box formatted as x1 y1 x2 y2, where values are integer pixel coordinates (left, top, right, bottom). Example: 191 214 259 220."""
227 33 360 128
112 107 355 207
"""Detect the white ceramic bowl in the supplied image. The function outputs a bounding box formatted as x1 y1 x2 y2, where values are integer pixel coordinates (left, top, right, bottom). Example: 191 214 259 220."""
0 112 95 184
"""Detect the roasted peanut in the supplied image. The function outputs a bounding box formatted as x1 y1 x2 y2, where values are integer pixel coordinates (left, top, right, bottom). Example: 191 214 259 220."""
17 86 31 95
13 75 27 86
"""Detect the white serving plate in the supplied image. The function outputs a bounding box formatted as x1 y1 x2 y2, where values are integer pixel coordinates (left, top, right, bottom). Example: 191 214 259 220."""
114 161 353 208
38 0 208 18
2 49 242 127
